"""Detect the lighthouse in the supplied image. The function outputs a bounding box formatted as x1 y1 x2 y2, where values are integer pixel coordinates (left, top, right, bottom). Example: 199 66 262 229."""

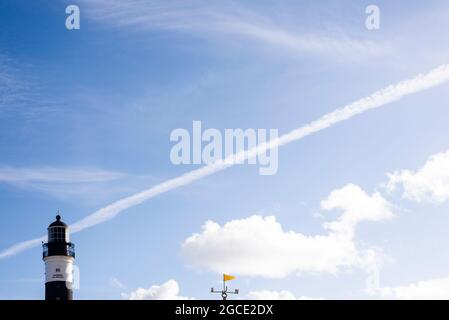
42 215 75 300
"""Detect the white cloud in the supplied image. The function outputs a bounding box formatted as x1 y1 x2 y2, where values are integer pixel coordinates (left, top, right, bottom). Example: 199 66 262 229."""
109 277 127 290
247 290 296 300
0 166 135 203
215 19 386 58
83 0 387 59
122 279 191 300
386 150 449 204
0 54 26 108
246 290 320 300
1 64 448 260
0 237 46 260
378 277 449 300
181 184 393 278
123 281 320 300
0 53 54 116
0 166 124 184
321 184 394 235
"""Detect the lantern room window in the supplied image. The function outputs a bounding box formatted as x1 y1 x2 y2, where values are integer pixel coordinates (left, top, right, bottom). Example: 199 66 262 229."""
48 226 69 242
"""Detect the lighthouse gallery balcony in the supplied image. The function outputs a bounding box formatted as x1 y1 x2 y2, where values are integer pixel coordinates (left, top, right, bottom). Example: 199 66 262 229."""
42 242 75 259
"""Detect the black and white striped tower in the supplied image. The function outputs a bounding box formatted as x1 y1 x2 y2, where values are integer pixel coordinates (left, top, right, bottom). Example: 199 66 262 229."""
42 214 75 300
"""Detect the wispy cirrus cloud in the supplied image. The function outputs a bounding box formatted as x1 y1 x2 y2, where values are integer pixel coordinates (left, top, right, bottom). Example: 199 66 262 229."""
0 166 125 184
0 54 26 108
83 0 388 59
1 64 448 260
0 53 58 117
0 166 149 203
109 277 127 290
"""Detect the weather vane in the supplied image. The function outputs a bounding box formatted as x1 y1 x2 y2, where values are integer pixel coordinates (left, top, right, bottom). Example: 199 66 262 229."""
211 274 239 300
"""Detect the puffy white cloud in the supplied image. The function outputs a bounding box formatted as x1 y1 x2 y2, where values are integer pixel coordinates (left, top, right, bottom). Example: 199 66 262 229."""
378 277 449 300
246 290 320 300
386 150 449 204
181 184 393 278
122 279 190 300
182 215 357 277
321 184 394 235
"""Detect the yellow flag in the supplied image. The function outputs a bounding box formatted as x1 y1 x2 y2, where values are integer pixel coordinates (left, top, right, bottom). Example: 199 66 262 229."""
223 274 236 282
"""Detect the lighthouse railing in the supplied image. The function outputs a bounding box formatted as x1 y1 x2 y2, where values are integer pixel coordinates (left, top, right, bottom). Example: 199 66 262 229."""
42 242 75 259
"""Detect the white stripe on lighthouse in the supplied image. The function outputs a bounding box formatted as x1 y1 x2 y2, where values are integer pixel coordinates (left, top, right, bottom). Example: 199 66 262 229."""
44 256 74 283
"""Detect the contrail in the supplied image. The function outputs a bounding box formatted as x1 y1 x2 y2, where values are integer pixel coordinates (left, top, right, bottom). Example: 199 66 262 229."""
1 64 449 260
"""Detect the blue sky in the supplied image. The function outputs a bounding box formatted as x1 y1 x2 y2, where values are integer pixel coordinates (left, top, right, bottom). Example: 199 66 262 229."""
1 0 449 299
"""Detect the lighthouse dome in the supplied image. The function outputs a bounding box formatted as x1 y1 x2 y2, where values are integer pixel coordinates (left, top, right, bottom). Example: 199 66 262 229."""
48 215 68 228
